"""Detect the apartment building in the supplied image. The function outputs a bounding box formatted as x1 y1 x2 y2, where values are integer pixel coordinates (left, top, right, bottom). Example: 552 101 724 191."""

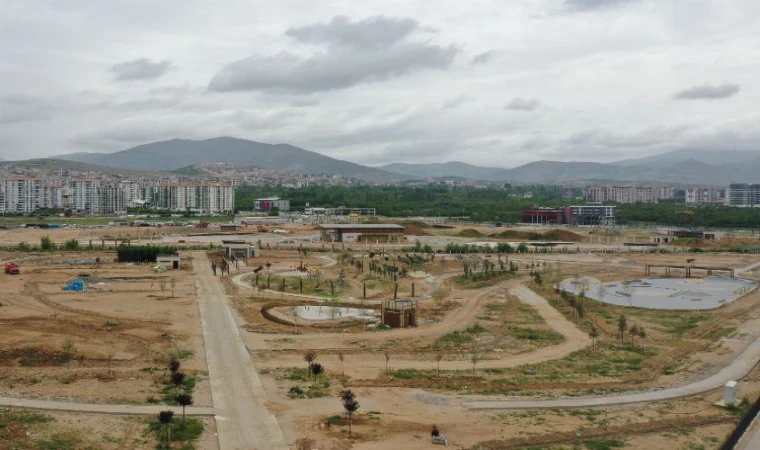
151 183 234 214
728 183 760 207
69 180 125 215
2 178 41 213
685 187 727 205
586 185 672 204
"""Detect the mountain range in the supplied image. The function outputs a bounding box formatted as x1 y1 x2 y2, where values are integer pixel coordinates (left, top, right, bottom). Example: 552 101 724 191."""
56 137 409 182
34 137 760 185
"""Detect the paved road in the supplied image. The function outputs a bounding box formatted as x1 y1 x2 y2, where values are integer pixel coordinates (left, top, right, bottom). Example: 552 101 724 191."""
465 323 760 410
739 420 760 450
0 396 215 415
195 252 288 450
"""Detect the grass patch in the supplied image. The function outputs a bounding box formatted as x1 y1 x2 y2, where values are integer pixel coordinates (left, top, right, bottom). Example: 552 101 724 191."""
173 350 194 361
35 432 82 450
285 367 310 382
392 369 434 380
509 326 564 344
148 417 203 449
658 315 710 336
160 376 196 404
582 439 625 450
517 303 546 324
431 324 487 350
0 410 53 425
567 409 605 422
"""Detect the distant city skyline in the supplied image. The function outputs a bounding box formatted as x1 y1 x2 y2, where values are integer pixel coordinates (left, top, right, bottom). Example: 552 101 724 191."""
1 0 758 166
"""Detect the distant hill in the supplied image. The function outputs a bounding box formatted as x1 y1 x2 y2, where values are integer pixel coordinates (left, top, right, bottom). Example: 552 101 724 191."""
380 161 507 181
55 137 409 182
496 158 760 185
0 158 175 177
379 157 760 185
613 148 760 168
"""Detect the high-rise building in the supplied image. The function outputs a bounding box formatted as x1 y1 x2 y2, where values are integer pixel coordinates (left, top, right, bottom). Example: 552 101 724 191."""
2 178 41 213
586 185 672 204
685 187 727 205
151 183 234 214
728 183 760 207
69 180 125 215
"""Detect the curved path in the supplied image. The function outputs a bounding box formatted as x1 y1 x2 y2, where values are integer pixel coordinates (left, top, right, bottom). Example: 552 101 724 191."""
2 251 760 431
251 284 590 371
465 328 760 410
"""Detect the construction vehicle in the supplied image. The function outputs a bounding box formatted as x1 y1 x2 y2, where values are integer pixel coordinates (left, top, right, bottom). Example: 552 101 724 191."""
4 262 20 275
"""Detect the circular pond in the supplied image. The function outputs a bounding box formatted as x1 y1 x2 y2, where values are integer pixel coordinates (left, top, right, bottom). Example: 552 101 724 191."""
559 276 757 310
295 305 377 322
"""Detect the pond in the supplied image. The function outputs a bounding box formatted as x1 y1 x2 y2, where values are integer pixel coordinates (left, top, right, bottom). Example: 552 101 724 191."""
558 276 757 310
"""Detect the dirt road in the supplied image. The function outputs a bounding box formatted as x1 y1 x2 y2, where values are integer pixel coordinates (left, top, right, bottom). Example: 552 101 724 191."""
251 284 590 373
195 251 288 450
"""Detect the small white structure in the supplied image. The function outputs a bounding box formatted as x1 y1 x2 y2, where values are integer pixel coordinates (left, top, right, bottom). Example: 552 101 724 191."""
156 253 181 270
725 380 738 406
222 240 259 259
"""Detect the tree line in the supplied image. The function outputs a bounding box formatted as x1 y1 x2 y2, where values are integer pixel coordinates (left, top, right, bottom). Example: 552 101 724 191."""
236 185 760 228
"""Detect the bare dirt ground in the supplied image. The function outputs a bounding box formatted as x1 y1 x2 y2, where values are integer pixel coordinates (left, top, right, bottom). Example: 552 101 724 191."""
0 408 218 449
0 247 210 408
4 223 760 449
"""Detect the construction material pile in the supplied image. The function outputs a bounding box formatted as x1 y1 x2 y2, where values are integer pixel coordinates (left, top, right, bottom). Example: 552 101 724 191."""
62 280 86 291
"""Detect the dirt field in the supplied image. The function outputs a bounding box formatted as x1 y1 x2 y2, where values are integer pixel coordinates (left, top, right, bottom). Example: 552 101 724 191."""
0 248 210 408
3 223 760 449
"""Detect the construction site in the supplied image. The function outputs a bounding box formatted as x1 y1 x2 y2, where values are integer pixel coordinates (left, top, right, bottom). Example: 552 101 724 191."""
3 222 760 449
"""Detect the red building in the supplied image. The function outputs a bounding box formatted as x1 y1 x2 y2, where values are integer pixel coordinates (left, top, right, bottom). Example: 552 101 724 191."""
521 208 566 225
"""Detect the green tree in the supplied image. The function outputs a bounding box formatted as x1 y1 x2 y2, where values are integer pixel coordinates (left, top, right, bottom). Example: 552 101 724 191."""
617 315 628 344
177 392 193 421
589 326 600 351
40 235 56 251
340 390 360 438
158 411 174 446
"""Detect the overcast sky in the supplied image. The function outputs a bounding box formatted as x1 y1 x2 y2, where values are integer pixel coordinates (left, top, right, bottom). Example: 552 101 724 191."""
1 0 758 168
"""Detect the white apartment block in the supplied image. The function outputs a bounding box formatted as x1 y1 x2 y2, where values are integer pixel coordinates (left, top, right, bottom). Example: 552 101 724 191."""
2 178 42 213
728 183 760 207
685 187 727 205
2 177 235 215
151 183 234 214
68 180 125 215
586 185 672 204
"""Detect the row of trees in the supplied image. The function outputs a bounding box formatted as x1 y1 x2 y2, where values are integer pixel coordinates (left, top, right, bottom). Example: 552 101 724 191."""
237 184 760 228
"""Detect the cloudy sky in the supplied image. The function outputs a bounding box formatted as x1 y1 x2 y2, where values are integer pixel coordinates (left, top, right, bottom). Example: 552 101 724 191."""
1 0 758 167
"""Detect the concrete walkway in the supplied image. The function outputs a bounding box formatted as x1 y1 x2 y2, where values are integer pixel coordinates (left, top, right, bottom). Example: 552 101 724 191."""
195 252 288 450
0 396 215 416
465 324 760 410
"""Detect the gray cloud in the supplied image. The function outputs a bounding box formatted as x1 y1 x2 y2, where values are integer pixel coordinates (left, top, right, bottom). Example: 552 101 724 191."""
564 0 640 12
110 58 173 81
504 97 541 111
0 95 55 124
208 16 457 93
285 15 418 48
673 82 740 100
442 96 471 110
472 51 494 65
